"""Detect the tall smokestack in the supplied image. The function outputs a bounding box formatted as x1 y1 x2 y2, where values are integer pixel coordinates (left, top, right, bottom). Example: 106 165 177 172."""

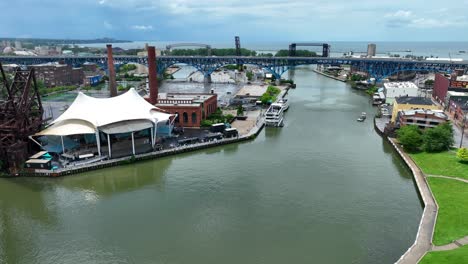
106 44 117 97
147 46 158 104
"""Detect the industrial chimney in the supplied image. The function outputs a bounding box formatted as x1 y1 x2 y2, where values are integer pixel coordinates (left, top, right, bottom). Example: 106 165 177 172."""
106 44 118 97
147 46 158 104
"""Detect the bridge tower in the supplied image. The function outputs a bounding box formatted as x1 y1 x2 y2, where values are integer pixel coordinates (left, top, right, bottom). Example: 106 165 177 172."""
289 44 297 57
235 36 243 70
322 44 330 58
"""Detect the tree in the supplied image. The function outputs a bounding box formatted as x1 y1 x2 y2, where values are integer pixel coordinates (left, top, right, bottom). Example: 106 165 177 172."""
397 125 423 152
457 147 468 162
422 123 454 152
237 105 244 116
246 71 253 81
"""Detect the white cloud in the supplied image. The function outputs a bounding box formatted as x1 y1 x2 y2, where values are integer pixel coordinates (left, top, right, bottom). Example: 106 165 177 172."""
385 10 412 18
103 21 113 29
132 25 154 31
384 9 467 28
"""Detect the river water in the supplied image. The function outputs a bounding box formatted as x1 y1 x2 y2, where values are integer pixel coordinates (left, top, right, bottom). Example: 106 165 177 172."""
0 66 422 264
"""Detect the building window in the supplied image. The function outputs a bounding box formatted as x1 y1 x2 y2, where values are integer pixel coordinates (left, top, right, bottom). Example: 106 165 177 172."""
417 120 426 124
174 112 179 123
183 112 188 123
192 112 197 124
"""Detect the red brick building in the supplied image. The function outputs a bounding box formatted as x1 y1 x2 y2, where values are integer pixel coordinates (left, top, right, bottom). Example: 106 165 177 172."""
32 63 86 87
448 96 468 127
156 93 218 127
433 73 468 105
397 109 448 129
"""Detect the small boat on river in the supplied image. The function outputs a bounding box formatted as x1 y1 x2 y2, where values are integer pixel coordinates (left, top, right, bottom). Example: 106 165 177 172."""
357 112 366 122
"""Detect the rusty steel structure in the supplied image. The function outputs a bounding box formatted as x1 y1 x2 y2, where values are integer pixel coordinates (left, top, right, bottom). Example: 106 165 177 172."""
0 62 44 174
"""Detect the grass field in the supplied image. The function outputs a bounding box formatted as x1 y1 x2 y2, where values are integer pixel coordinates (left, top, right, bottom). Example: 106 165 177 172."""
428 177 468 245
419 244 468 264
410 151 468 180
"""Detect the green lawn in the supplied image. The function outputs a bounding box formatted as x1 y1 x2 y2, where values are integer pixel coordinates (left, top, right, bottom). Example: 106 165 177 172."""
410 151 468 180
428 177 468 245
419 244 468 264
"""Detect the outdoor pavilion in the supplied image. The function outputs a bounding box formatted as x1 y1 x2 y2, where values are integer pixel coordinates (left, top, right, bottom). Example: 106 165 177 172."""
32 88 174 159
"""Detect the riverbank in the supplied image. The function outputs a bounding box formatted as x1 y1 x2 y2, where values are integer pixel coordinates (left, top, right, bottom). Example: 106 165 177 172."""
374 120 468 263
312 68 347 82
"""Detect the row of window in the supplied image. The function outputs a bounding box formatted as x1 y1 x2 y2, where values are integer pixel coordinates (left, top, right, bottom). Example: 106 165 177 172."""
174 112 197 124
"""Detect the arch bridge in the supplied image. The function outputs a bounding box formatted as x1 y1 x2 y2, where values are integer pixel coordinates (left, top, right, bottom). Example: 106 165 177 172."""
1 55 467 83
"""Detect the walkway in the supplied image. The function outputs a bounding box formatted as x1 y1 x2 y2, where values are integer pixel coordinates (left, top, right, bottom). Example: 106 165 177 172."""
390 138 438 264
427 174 468 184
390 138 468 263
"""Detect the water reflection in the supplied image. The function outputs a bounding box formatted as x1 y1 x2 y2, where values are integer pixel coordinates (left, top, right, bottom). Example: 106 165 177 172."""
0 179 58 264
265 127 283 139
56 157 173 195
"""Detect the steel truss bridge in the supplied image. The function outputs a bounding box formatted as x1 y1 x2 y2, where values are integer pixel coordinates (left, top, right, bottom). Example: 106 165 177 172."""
1 55 467 81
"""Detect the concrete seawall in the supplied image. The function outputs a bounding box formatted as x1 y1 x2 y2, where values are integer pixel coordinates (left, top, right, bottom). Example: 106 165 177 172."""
312 69 347 82
373 120 439 264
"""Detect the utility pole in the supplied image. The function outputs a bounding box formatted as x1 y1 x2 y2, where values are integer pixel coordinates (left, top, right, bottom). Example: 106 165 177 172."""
460 114 467 148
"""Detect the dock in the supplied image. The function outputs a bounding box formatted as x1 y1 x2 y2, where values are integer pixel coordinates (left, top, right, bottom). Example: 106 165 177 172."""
20 117 265 177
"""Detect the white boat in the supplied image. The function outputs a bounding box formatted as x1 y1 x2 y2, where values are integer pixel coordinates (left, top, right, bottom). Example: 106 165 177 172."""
265 103 284 127
357 112 367 122
277 98 289 111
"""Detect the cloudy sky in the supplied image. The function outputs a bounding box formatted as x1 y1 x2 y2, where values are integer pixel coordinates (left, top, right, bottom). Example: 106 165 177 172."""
1 0 468 41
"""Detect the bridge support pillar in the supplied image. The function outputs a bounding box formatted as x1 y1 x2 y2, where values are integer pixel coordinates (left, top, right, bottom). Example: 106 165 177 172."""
204 73 212 84
275 79 281 86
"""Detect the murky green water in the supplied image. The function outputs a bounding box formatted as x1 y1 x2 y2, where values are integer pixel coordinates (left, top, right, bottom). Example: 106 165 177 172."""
0 66 422 264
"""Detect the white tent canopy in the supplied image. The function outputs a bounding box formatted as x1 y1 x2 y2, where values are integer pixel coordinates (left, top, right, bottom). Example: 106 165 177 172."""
34 88 173 157
36 88 172 136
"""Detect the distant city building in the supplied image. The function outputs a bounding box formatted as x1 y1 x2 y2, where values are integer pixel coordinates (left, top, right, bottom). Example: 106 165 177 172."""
383 82 419 104
367 43 376 57
14 41 22 50
156 93 218 128
35 46 51 56
391 96 440 123
432 73 468 105
397 109 448 129
71 67 84 85
32 63 73 87
31 63 93 87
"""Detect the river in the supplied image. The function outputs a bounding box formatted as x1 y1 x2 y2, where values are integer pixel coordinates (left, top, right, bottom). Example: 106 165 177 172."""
0 66 422 264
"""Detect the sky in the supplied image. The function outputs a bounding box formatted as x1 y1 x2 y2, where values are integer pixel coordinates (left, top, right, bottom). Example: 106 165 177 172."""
1 0 468 42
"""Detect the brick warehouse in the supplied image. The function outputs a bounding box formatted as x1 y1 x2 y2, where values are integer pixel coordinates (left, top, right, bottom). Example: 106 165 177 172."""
140 45 218 128
156 93 218 127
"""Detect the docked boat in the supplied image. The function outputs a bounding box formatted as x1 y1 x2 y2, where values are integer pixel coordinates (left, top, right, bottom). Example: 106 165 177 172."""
277 98 289 111
265 103 284 127
357 112 366 122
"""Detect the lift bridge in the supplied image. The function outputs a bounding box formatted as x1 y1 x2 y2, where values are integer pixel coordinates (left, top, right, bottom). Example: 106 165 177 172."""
1 55 467 82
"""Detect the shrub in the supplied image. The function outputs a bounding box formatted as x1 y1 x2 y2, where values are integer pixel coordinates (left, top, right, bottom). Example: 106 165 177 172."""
397 125 423 152
457 148 468 162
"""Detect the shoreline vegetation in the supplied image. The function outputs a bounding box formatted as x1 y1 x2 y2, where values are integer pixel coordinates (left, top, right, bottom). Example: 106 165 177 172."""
382 124 467 263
